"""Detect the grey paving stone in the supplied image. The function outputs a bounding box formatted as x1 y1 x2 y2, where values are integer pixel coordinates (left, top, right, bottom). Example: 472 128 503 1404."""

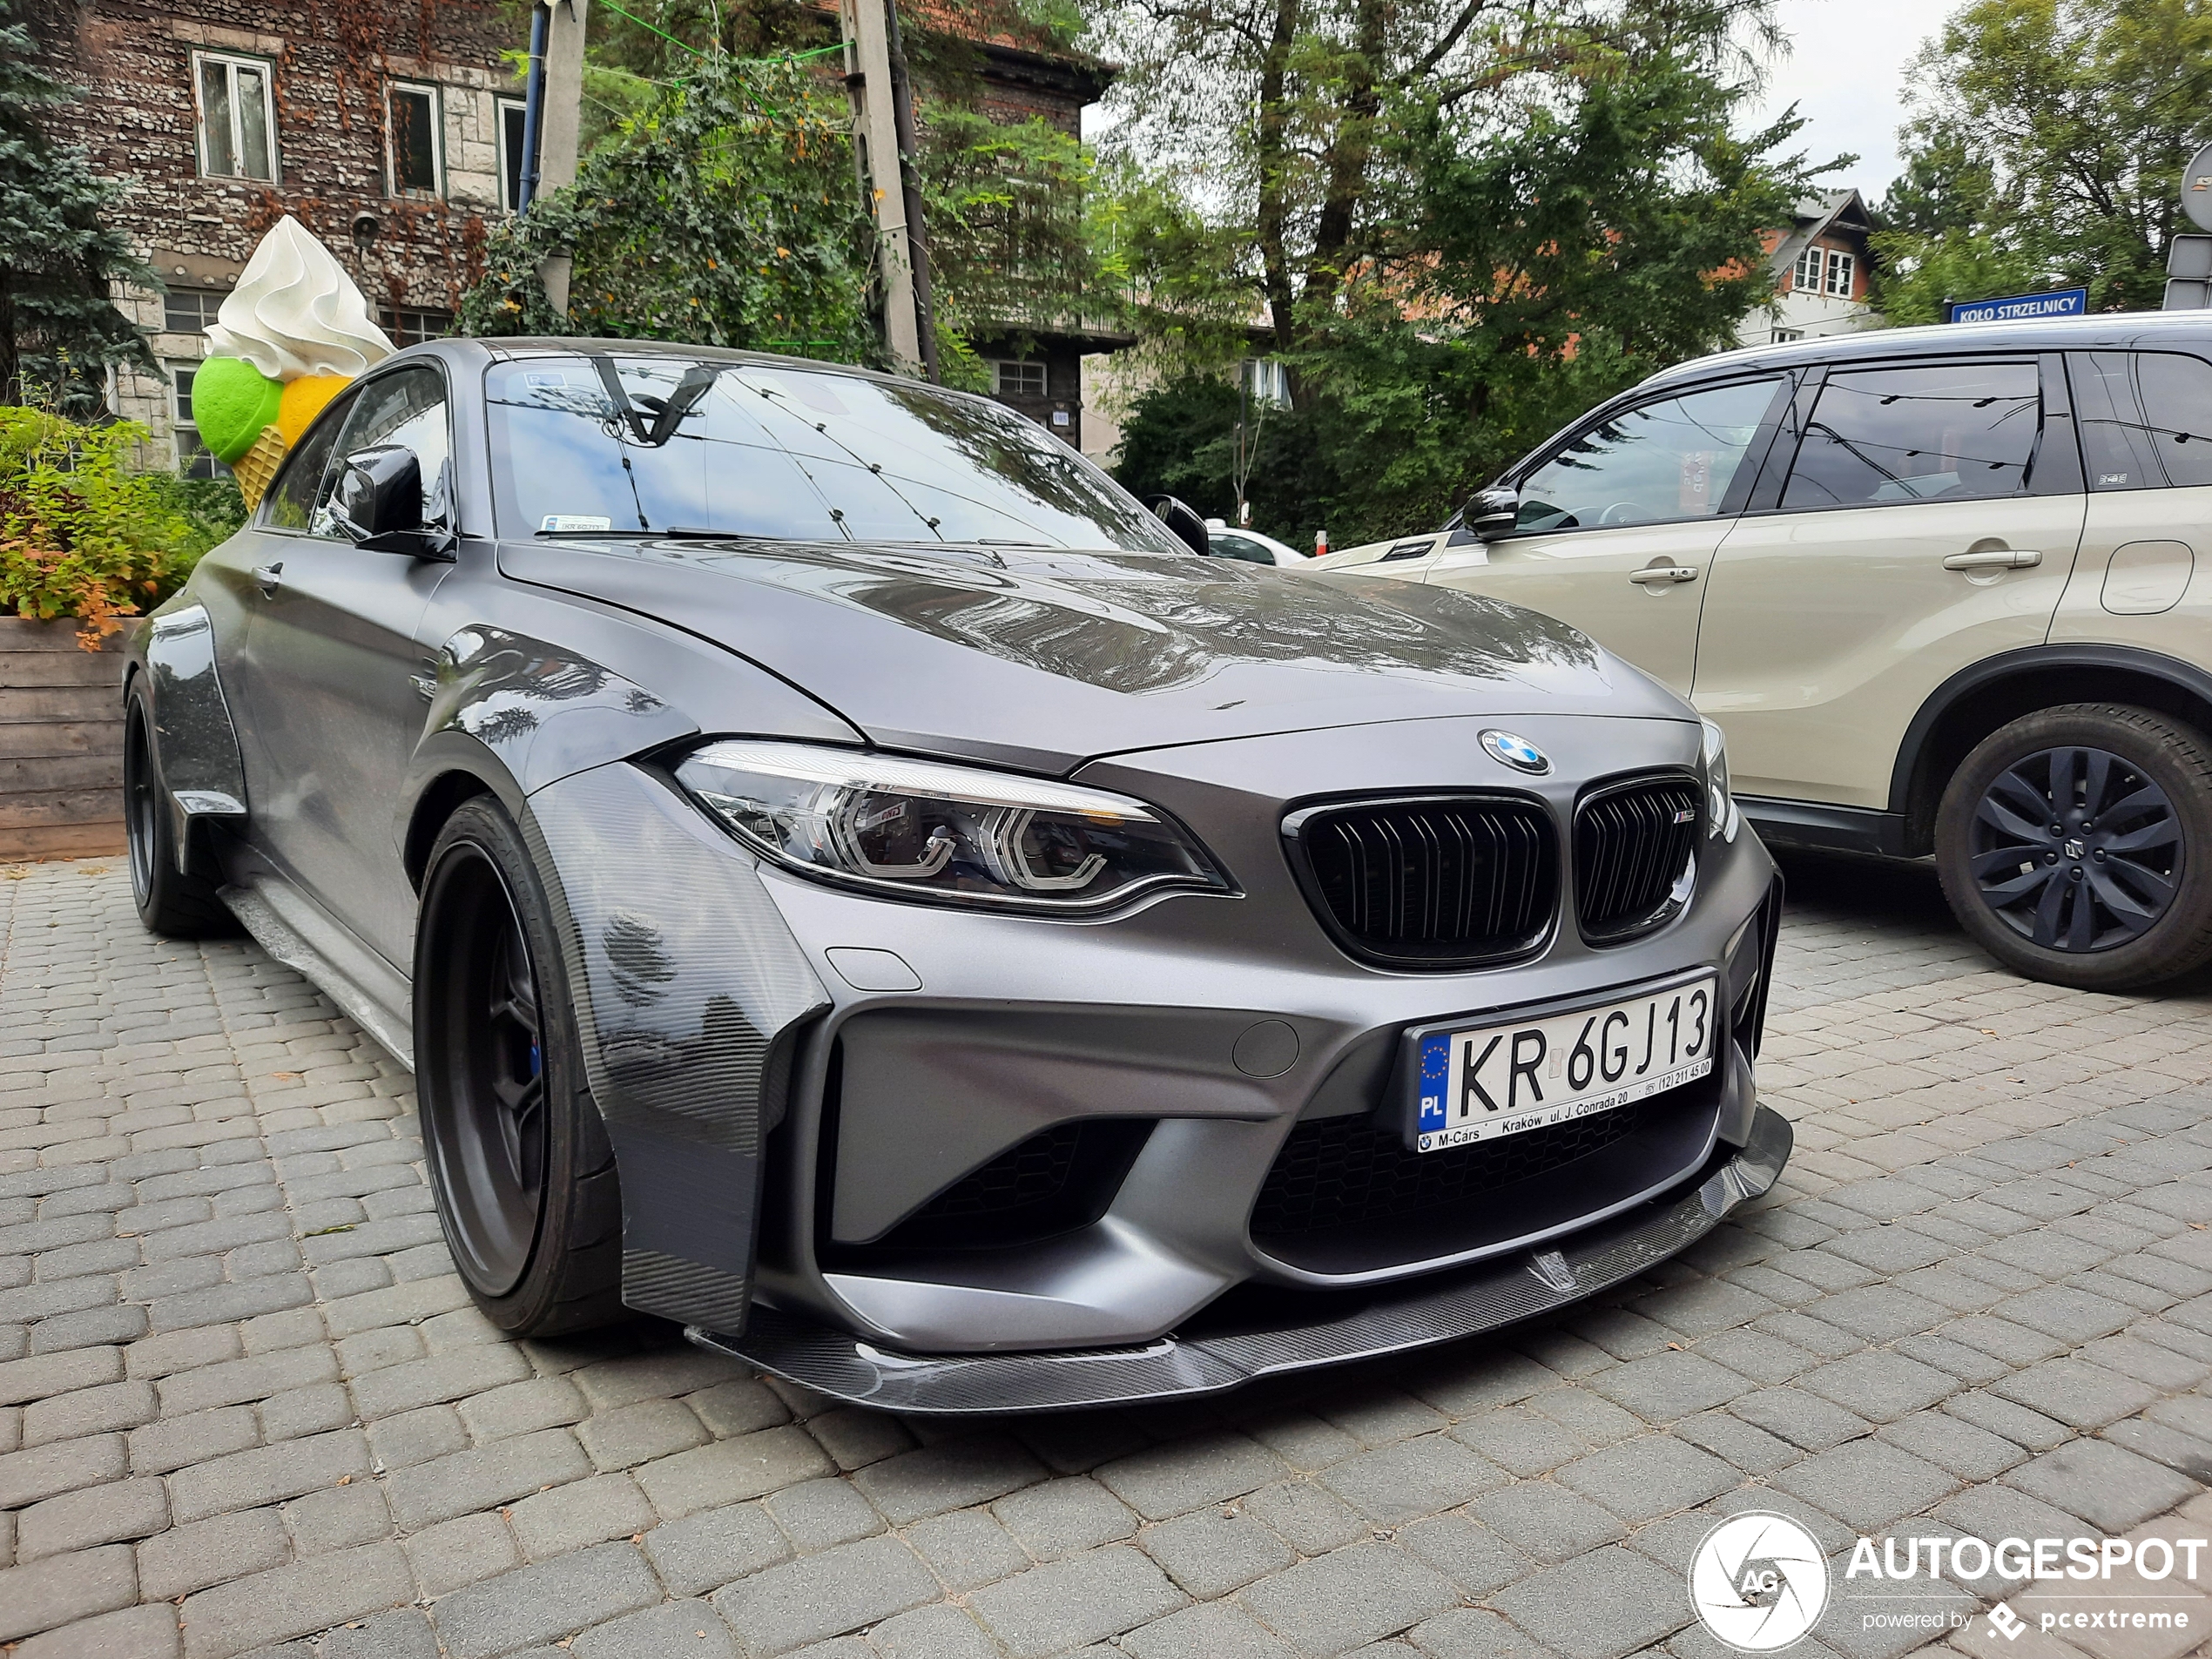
1988 1357 2160 1426
136 1507 291 1601
1449 1406 1585 1476
1672 1408 1799 1475
1555 1435 1739 1523
174 1541 412 1659
0 1542 139 1644
577 1398 709 1471
711 1534 941 1656
571 1599 737 1659
1797 1351 1959 1422
16 1474 169 1557
1589 1352 1751 1420
458 1376 587 1443
404 1511 523 1598
1406 1350 1562 1416
317 1609 442 1659
383 1425 592 1530
1094 1431 1286 1521
1729 1387 1873 1452
1770 1440 1959 1531
20 1379 157 1446
15 1602 181 1659
1239 1541 1461 1655
1121 1600 1297 1659
1139 1507 1294 1597
1487 1544 1692 1659
1243 1478 1366 1554
0 1431 126 1507
1942 1390 2073 1452
2002 1435 2200 1533
991 1475 1135 1559
1472 1480 1629 1562
166 1427 370 1522
1874 1411 2030 1482
509 1471 657 1560
639 1503 789 1601
905 1505 1028 1593
433 1541 663 1659
763 1474 885 1551
1400 1607 1551 1659
636 1426 836 1521
1318 1434 1508 1523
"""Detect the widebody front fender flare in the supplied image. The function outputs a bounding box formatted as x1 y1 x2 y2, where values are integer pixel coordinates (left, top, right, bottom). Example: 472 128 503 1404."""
132 602 250 871
520 759 832 1334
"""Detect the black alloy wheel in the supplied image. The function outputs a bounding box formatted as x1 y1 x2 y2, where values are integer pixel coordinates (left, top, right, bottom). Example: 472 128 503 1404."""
1967 745 2178 952
1936 704 2212 991
121 676 231 937
416 796 623 1334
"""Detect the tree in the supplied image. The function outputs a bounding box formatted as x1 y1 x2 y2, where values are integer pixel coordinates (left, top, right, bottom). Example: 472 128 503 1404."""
1877 0 2212 317
456 53 881 361
1095 0 1820 543
0 0 159 409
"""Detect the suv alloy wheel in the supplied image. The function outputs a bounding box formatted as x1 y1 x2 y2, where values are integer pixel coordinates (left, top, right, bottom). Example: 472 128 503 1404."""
1935 704 2212 989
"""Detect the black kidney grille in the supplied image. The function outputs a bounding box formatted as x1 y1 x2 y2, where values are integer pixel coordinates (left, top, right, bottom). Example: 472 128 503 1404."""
1296 799 1557 966
1251 1102 1655 1239
1575 777 1700 941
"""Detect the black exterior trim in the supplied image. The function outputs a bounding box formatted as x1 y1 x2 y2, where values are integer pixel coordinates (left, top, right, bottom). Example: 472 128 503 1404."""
1737 797 1911 859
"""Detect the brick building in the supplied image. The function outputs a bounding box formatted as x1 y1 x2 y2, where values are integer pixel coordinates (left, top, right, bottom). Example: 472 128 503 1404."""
1736 188 1882 347
30 1 523 474
30 1 1127 470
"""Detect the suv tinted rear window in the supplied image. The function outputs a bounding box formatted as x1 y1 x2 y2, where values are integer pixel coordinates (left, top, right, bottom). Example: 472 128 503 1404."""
2072 350 2212 490
1782 361 2040 509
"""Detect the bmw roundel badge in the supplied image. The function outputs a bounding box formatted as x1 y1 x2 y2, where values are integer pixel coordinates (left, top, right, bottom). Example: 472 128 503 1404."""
1480 729 1550 775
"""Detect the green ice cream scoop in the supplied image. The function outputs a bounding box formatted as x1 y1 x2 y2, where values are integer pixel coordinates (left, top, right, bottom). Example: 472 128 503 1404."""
192 356 284 463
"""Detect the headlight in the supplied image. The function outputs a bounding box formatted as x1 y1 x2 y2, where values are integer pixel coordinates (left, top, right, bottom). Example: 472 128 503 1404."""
674 740 1232 913
1701 718 1742 841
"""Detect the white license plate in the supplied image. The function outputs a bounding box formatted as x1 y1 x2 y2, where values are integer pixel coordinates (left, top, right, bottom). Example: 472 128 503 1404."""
1411 976 1716 1153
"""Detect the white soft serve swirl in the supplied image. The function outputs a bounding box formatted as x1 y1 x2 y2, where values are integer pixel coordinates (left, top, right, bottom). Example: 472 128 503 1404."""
206 215 395 380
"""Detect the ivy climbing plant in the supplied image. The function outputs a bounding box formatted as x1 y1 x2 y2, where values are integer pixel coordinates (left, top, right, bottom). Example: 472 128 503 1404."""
456 52 881 364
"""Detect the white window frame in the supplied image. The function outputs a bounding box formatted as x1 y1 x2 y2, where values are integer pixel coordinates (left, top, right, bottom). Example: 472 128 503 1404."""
1792 244 1822 293
387 81 445 199
168 361 222 481
496 96 529 212
192 51 279 182
992 360 1047 397
1771 327 1804 344
1242 358 1291 409
1824 249 1855 298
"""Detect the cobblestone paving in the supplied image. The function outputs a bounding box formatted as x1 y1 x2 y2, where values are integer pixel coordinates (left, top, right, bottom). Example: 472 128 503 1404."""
4 854 2212 1659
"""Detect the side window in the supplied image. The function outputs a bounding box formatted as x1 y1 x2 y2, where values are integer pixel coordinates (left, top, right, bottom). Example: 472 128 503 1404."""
1782 361 2040 509
1209 533 1271 564
2073 351 2212 491
260 392 353 531
1514 377 1782 533
316 365 454 536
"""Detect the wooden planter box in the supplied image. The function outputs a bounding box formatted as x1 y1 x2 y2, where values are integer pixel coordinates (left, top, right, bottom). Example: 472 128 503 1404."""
0 617 140 862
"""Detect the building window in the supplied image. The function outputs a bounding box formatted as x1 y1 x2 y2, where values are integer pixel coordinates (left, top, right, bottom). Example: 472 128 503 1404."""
194 52 277 182
1771 327 1804 344
1241 358 1291 408
991 360 1046 397
388 83 442 197
498 98 529 212
162 288 226 336
170 363 224 481
377 307 454 347
1824 249 1855 297
1792 244 1822 293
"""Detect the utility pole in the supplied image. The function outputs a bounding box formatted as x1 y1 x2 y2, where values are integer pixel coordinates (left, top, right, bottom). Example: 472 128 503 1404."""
839 0 934 377
536 0 589 316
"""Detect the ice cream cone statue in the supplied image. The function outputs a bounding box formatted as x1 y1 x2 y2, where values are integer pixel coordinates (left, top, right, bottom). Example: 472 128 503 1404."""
192 216 395 508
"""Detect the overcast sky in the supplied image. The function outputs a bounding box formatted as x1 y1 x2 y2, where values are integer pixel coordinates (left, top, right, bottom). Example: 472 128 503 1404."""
1750 0 1958 203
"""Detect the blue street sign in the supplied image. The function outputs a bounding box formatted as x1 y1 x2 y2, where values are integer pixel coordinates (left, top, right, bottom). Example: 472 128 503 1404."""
1947 287 2088 324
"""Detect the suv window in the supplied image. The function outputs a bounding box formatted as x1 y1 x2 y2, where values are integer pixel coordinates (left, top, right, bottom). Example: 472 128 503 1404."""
2072 351 2212 490
1514 377 1781 533
1781 361 2040 509
315 365 453 536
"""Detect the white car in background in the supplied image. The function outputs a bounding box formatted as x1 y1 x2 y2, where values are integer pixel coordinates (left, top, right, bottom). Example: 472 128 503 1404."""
1205 521 1310 565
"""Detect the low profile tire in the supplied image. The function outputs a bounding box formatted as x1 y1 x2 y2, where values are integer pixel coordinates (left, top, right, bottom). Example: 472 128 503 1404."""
123 677 232 937
415 796 624 1336
1934 703 2212 991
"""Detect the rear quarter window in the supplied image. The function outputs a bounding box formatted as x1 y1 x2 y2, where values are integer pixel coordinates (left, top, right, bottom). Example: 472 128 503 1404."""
2072 350 2212 490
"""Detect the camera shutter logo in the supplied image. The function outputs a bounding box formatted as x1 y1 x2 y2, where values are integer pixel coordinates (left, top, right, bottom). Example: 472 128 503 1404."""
1689 1513 1830 1651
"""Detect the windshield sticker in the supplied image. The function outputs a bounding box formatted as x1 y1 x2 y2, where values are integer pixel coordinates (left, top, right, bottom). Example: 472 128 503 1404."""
524 371 567 388
541 515 613 533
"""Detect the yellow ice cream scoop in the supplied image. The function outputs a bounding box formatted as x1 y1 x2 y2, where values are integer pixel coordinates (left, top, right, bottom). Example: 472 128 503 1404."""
278 374 350 445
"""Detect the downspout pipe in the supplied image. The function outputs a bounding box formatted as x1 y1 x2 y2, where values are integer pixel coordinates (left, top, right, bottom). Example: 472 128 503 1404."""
518 3 550 213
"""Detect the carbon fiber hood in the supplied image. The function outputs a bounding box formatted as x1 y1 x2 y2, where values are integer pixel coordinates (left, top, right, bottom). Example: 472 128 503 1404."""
500 537 1689 773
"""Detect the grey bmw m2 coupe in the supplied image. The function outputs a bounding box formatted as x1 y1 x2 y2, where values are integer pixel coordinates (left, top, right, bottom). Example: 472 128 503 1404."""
124 338 1789 1413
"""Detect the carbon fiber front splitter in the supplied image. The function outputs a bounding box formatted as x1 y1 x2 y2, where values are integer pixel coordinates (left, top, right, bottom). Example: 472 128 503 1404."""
686 1104 1794 1414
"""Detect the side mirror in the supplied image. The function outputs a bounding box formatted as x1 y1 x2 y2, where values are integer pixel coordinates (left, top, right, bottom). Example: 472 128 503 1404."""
1465 486 1521 541
1144 495 1214 557
328 446 452 556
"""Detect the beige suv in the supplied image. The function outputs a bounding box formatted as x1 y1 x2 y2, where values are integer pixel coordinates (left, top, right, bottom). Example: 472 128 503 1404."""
1325 314 2212 990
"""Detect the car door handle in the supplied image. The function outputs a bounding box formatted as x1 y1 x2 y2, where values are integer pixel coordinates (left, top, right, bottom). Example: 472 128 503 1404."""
1629 565 1699 584
251 562 284 596
1943 549 2041 570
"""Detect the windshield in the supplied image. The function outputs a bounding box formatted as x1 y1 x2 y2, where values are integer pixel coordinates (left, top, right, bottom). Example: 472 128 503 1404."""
485 354 1184 553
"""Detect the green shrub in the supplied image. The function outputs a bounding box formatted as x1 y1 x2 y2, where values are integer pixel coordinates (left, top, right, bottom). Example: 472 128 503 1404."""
0 406 238 646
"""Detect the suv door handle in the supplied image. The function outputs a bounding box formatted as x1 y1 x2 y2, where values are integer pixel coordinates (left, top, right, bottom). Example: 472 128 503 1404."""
1943 549 2041 570
1629 565 1699 584
251 562 284 596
